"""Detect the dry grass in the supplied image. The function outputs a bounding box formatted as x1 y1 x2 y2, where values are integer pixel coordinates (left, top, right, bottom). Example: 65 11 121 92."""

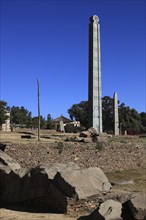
0 130 77 144
106 167 146 192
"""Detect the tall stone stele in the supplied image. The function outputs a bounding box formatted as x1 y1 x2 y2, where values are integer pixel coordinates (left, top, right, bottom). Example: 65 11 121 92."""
88 15 102 133
113 92 119 135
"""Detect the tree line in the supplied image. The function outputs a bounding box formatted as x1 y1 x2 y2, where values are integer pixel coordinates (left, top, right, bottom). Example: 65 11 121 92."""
0 97 146 134
0 100 54 130
68 96 146 134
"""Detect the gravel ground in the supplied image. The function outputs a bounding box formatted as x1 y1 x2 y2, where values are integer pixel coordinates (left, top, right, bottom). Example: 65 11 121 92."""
3 138 146 172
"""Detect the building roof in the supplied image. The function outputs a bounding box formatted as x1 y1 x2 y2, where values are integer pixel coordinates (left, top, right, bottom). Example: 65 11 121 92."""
53 115 72 123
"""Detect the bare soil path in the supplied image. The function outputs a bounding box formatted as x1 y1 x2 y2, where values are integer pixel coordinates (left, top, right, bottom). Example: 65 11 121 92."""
0 209 76 220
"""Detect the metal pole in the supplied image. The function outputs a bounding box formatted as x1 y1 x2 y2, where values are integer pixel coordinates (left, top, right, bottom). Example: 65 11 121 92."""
37 79 40 141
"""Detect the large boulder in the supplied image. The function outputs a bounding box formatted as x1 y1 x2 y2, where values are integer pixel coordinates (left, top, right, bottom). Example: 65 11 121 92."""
128 193 146 220
43 163 112 201
0 149 21 173
88 127 99 136
78 199 122 220
0 165 67 213
42 162 80 179
99 199 122 220
79 131 90 138
79 128 99 142
0 151 112 214
0 150 67 212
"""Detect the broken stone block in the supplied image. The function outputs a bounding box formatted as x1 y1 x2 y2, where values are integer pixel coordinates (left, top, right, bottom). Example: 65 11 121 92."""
83 138 92 143
0 151 68 213
51 166 112 200
88 127 99 136
99 199 122 220
0 149 21 173
77 199 123 220
128 193 146 220
79 131 90 138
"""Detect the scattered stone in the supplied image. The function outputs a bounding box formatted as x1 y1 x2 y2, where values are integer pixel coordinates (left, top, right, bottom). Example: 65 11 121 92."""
88 127 99 136
79 131 89 138
83 138 92 143
21 135 31 139
3 140 146 173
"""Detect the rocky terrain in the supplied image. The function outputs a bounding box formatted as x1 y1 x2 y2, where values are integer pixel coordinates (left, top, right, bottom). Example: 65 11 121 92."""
2 137 146 173
0 130 146 220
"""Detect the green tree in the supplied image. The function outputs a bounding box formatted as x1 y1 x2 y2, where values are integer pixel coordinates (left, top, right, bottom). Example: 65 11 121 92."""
68 97 115 132
68 97 145 134
68 101 88 129
46 114 55 129
102 96 114 133
40 116 46 129
31 117 38 128
10 106 32 127
0 100 9 129
31 116 46 129
119 105 145 134
140 112 146 128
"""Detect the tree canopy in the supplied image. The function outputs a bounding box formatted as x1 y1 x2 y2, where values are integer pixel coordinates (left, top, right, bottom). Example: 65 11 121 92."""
1 98 145 134
10 106 32 127
68 101 88 129
68 97 146 134
102 96 114 133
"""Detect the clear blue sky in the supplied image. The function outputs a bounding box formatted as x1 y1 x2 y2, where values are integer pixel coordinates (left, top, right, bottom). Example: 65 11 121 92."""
1 0 145 119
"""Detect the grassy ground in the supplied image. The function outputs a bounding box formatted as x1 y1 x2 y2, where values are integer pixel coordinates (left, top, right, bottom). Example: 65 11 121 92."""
0 130 77 144
106 167 146 193
106 135 146 193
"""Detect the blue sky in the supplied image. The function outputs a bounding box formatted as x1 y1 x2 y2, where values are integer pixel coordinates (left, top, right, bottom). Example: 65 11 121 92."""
1 0 145 119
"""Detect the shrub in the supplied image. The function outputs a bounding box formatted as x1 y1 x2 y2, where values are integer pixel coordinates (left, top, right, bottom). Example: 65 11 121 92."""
95 141 104 151
56 142 64 154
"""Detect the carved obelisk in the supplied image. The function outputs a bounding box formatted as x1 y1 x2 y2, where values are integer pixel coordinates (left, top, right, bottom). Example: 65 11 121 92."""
88 15 102 133
114 92 119 135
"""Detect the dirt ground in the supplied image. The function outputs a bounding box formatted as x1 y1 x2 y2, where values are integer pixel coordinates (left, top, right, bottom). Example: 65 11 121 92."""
0 209 76 220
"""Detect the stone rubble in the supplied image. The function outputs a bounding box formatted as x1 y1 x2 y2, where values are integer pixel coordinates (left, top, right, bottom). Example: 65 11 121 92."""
128 193 146 220
3 139 146 173
0 149 146 219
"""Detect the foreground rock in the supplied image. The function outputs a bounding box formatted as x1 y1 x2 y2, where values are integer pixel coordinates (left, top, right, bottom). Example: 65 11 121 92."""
79 199 122 220
128 193 146 220
1 150 145 219
0 150 111 213
0 150 67 212
99 199 122 220
42 163 111 200
0 149 21 173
